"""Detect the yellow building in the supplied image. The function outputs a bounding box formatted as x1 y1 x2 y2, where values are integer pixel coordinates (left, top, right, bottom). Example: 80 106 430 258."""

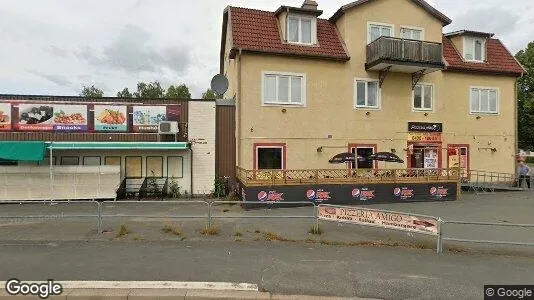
220 0 525 177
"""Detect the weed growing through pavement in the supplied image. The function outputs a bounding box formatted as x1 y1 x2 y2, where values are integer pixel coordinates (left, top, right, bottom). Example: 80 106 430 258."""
116 225 131 238
162 224 182 236
200 225 220 236
234 231 243 237
308 225 324 235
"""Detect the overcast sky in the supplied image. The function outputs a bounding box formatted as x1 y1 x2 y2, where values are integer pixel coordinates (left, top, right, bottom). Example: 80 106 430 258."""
0 0 532 98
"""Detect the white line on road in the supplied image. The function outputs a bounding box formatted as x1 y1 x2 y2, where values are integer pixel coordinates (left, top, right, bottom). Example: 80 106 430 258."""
0 281 259 291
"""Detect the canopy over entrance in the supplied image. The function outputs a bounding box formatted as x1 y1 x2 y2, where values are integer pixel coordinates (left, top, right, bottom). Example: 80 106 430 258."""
0 141 47 161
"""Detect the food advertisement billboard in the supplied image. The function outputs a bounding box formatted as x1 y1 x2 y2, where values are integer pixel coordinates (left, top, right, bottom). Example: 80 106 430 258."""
132 106 167 132
94 105 127 132
0 103 11 131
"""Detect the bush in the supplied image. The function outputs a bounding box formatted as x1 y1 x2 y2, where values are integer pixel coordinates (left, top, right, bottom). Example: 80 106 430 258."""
213 176 229 198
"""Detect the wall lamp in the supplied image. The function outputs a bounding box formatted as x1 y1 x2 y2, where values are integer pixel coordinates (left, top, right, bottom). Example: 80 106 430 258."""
366 112 371 116
317 147 323 153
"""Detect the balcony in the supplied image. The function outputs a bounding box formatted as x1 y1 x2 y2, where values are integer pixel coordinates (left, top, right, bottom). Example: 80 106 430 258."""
366 36 444 74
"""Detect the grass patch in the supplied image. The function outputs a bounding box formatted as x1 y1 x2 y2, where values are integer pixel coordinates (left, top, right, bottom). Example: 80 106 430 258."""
161 224 182 236
262 231 292 242
254 230 261 234
223 209 230 212
308 225 324 235
253 237 261 241
200 225 220 236
235 238 242 242
133 237 145 241
115 225 131 238
234 232 243 237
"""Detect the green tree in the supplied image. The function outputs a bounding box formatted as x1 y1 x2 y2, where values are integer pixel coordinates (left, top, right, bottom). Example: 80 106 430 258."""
516 42 534 150
133 81 165 99
80 85 104 98
117 88 133 98
202 88 220 100
166 84 191 99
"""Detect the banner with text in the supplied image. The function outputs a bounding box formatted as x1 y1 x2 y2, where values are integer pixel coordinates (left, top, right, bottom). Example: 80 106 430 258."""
94 105 128 132
318 205 439 235
132 106 167 132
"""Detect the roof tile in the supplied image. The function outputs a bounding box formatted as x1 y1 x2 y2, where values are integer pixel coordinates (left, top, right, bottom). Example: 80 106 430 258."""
443 36 524 75
229 7 349 61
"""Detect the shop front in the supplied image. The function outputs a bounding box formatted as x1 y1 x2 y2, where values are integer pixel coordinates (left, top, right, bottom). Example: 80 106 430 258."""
406 122 443 169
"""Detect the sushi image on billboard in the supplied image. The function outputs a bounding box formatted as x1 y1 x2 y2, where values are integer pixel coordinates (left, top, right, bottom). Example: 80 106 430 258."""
132 106 167 132
18 104 54 131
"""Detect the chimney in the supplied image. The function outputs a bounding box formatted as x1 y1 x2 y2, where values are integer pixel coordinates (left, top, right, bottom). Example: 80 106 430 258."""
301 0 318 10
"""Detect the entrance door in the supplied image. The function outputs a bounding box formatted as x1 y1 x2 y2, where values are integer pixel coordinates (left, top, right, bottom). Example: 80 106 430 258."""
448 144 469 178
408 144 440 169
350 147 375 169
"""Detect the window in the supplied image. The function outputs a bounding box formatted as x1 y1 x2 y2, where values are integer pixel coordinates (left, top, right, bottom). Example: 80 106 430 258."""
83 156 101 166
254 144 285 170
413 84 433 111
350 146 376 169
263 73 305 105
288 16 315 44
464 37 486 62
146 156 163 177
470 87 498 114
368 23 393 43
0 159 17 166
401 27 423 40
125 156 142 178
167 156 184 178
60 156 79 166
105 156 121 166
354 79 379 109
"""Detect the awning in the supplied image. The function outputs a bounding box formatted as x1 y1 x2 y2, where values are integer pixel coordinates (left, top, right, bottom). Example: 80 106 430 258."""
48 142 189 150
0 141 48 161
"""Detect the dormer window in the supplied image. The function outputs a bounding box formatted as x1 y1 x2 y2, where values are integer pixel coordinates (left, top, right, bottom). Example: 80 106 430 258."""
288 15 316 45
464 37 486 62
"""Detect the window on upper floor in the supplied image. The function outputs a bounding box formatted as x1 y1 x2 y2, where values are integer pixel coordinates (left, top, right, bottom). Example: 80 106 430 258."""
368 23 393 44
354 79 380 109
288 16 316 45
401 27 423 40
263 72 306 106
470 87 498 114
413 84 433 111
464 37 486 62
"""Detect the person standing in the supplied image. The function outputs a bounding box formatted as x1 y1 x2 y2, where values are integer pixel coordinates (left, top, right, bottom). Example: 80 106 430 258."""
518 161 531 189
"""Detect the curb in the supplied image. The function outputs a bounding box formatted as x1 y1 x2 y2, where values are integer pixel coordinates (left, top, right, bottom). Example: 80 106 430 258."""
0 288 380 299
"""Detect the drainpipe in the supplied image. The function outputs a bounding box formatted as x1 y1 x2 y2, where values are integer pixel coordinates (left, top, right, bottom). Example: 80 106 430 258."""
49 143 53 201
237 48 243 169
515 77 520 172
189 144 193 197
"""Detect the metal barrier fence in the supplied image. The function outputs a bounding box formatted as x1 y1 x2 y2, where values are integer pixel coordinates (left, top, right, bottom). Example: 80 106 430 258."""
0 200 533 254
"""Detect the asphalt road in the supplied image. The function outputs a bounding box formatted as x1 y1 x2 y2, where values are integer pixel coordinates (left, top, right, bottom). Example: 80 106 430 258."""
0 240 532 299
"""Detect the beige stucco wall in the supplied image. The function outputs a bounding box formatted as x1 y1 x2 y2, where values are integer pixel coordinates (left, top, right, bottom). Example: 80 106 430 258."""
449 35 464 56
223 0 518 175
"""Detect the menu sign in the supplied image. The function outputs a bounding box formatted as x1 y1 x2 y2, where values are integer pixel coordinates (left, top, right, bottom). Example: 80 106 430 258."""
0 103 11 131
408 132 441 142
94 105 127 132
408 122 442 133
132 106 167 132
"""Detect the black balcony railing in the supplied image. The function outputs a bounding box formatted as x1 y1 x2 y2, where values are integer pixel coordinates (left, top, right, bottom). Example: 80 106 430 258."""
366 36 444 68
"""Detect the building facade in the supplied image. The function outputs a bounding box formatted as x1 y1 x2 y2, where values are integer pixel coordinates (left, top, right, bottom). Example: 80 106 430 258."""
0 95 230 200
221 0 525 176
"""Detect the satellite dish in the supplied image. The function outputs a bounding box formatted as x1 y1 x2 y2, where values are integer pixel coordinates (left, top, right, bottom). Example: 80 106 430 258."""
211 74 229 96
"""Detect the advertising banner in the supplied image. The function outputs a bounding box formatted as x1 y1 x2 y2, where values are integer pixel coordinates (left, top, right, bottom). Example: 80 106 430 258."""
18 104 54 131
408 122 443 133
52 105 88 131
240 182 458 207
132 106 167 132
317 205 439 235
94 105 127 132
408 132 441 142
0 103 11 131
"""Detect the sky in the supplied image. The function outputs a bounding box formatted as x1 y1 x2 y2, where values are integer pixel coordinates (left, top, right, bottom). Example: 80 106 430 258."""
0 0 532 98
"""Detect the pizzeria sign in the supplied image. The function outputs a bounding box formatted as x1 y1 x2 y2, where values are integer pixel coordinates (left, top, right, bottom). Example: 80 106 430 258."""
317 205 439 235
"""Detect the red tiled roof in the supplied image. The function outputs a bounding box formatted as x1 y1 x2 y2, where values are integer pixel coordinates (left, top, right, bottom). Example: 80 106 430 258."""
443 36 525 76
227 7 349 61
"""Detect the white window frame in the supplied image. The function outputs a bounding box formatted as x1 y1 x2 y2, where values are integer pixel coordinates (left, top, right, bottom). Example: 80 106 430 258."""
400 25 425 41
261 71 307 107
469 86 499 115
255 146 285 170
412 82 435 112
287 14 317 45
463 36 486 62
354 78 381 110
367 22 395 44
